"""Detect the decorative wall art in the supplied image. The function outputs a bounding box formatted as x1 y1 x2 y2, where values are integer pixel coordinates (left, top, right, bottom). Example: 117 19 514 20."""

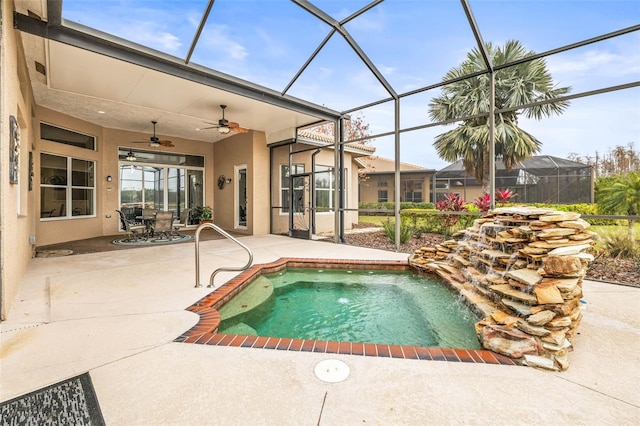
10 115 21 184
29 151 34 191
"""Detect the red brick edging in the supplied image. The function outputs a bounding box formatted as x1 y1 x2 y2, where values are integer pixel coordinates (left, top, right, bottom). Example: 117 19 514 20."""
175 258 517 366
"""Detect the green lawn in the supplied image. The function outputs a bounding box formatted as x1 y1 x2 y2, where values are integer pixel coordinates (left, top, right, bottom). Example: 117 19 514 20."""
358 215 389 226
590 222 640 238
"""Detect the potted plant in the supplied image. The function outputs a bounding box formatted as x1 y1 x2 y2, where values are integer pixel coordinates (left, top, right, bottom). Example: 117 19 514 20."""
197 206 213 224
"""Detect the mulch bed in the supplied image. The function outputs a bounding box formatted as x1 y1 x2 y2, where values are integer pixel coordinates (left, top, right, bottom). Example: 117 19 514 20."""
344 227 639 288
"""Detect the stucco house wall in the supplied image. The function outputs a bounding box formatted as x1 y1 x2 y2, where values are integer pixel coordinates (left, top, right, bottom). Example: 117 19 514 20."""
358 157 436 204
1 0 38 319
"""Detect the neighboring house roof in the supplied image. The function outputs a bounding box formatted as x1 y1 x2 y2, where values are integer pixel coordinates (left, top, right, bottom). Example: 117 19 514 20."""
436 155 592 179
295 128 376 157
359 156 435 174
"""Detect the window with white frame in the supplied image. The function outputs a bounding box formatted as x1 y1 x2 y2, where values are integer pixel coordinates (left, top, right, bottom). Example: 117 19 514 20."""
40 153 95 219
378 190 388 202
315 165 334 213
281 164 305 213
315 166 347 212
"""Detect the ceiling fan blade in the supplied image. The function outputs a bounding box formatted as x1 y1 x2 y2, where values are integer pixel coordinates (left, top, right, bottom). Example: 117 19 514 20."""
159 140 174 147
228 122 249 133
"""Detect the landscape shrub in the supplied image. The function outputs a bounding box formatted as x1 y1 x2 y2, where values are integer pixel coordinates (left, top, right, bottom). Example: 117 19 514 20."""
602 234 638 259
381 218 413 244
358 201 434 212
522 203 616 226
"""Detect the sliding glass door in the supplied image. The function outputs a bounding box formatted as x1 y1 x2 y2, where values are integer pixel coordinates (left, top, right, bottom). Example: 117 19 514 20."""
118 149 204 223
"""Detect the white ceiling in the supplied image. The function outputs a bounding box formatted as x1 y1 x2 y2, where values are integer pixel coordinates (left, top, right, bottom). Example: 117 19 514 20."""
16 1 327 145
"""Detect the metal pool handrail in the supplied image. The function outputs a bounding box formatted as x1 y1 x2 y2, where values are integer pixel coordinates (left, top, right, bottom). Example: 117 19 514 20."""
194 223 253 288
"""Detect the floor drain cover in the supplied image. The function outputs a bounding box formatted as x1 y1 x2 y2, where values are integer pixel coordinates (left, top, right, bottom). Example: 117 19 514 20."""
314 359 350 383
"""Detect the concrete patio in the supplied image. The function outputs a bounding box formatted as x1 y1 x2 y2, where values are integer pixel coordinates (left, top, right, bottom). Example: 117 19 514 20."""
1 235 639 424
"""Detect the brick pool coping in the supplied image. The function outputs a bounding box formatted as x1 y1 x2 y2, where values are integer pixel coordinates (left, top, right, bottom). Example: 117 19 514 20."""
175 258 517 366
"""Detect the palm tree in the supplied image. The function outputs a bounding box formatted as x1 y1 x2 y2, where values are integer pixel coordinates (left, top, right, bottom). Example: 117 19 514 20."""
429 40 571 190
597 172 640 242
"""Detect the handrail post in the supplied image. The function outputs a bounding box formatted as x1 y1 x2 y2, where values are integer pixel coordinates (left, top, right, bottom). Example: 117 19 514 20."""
194 223 253 288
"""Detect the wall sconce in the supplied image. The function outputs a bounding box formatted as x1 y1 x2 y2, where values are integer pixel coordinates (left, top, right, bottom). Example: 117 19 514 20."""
217 175 232 189
106 175 113 182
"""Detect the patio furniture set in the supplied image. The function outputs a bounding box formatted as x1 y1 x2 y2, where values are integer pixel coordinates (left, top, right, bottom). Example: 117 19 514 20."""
116 208 190 242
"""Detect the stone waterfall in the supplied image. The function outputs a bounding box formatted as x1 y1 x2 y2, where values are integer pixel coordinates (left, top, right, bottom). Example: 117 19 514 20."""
409 207 595 371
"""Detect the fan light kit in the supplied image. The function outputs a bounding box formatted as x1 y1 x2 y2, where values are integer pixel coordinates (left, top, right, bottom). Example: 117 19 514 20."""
131 121 174 148
125 150 137 161
198 105 248 134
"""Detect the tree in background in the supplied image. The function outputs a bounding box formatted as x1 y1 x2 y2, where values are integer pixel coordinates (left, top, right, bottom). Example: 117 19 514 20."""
309 112 373 144
429 40 571 191
597 171 640 242
309 113 374 182
568 142 640 177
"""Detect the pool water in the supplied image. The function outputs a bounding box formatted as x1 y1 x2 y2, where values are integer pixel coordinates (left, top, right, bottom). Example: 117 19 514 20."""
217 268 481 349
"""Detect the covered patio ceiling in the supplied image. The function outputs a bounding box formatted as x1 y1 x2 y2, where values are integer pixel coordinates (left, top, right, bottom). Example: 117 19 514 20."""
13 0 640 152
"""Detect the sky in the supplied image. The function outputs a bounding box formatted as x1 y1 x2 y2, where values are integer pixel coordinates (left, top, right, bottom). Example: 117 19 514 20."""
62 0 640 170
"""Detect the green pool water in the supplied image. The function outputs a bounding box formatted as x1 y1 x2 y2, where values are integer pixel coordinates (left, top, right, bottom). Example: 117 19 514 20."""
217 268 481 349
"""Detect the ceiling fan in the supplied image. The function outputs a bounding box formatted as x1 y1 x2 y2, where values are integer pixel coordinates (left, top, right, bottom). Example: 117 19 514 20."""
131 121 175 147
199 105 249 134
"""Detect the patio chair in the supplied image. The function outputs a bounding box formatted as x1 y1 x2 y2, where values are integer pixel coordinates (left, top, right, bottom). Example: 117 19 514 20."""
116 209 147 241
151 210 174 240
172 208 191 236
141 208 158 224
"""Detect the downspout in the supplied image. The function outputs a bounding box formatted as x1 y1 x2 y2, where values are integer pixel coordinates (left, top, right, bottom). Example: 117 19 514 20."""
394 98 401 250
269 143 274 235
333 120 340 243
288 142 293 236
339 118 346 243
311 147 321 234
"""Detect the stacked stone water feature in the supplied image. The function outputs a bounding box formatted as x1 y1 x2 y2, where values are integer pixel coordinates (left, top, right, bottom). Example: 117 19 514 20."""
409 207 595 371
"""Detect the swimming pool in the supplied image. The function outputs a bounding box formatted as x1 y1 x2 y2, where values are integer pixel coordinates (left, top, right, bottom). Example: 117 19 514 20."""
217 268 481 349
178 258 517 365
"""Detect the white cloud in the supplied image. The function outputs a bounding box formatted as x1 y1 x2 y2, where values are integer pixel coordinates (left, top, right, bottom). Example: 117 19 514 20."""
203 25 249 61
547 44 640 82
131 30 182 52
319 67 334 78
256 28 288 58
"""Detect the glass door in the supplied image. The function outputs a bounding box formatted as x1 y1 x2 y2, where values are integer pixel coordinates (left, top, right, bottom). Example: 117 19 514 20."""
167 168 186 218
188 170 203 211
236 166 247 228
118 148 204 226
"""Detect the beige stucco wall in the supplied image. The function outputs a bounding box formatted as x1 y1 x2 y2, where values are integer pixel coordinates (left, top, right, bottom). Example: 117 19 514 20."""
251 132 270 235
359 173 434 204
213 132 251 233
1 0 38 319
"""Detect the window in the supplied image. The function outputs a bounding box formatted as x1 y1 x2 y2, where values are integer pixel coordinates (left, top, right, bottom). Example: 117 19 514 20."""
281 164 305 213
315 166 334 213
40 123 96 150
40 153 95 219
378 178 388 187
378 190 388 202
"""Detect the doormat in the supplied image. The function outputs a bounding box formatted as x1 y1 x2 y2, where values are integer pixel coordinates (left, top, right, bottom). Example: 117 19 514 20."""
112 233 193 246
0 373 105 425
